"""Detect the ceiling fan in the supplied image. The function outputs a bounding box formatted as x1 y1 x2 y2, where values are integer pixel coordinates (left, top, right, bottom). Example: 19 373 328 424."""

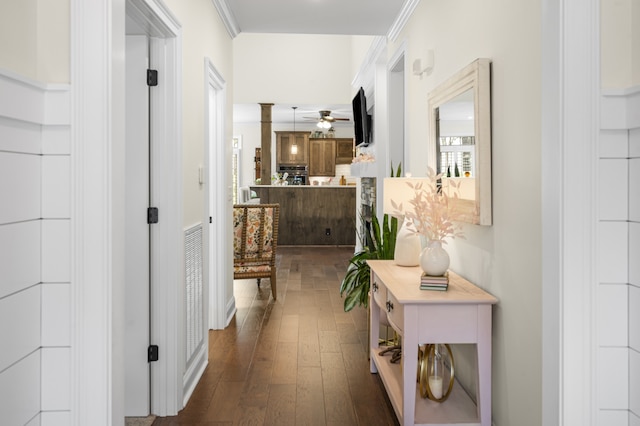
304 110 350 128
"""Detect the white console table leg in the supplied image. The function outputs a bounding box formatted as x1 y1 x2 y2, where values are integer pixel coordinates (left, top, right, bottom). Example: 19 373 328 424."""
476 305 493 426
402 306 419 426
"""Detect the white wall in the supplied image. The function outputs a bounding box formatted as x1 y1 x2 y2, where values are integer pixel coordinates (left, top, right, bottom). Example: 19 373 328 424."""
164 0 234 229
233 33 372 105
0 0 69 83
385 1 542 425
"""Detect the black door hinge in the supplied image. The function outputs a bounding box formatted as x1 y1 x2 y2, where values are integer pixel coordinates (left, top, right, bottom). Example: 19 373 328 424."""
148 345 159 362
147 207 159 224
147 69 158 87
209 216 212 224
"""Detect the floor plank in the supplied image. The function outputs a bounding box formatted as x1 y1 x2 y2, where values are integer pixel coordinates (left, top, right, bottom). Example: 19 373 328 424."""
153 246 398 426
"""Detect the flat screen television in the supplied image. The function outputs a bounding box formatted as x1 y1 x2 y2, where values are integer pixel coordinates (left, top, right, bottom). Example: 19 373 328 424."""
352 87 371 146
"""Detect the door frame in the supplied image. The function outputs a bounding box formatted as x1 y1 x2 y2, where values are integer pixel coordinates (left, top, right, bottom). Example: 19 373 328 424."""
126 0 184 417
204 58 231 330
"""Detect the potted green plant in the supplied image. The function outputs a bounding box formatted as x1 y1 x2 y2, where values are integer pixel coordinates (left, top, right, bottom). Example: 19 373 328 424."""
339 211 397 311
339 162 402 312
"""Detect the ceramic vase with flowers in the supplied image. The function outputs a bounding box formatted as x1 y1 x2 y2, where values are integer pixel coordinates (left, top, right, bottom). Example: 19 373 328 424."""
391 167 465 275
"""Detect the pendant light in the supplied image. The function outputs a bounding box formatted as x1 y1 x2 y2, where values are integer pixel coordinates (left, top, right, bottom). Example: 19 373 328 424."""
291 106 298 155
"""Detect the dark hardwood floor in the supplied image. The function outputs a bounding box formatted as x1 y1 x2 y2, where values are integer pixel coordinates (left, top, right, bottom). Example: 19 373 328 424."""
153 246 399 425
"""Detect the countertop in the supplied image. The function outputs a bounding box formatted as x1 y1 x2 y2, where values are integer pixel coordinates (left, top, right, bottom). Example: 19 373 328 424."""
250 185 356 188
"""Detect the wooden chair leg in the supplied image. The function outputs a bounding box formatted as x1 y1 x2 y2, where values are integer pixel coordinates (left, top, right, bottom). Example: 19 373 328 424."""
270 269 277 300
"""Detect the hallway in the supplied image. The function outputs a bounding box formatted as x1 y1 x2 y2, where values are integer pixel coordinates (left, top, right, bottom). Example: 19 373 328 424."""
153 246 398 425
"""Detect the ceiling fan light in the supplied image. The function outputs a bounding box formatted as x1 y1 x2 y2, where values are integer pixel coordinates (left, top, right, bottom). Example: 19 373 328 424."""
317 121 324 128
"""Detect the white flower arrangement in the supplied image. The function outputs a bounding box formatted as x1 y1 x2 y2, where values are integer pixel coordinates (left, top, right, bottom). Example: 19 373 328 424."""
390 167 466 243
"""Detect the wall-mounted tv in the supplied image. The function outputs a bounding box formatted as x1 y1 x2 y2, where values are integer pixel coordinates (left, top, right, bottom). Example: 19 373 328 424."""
352 87 371 146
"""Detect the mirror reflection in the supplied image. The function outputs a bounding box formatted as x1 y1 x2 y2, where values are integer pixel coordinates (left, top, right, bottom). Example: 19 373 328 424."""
429 59 492 225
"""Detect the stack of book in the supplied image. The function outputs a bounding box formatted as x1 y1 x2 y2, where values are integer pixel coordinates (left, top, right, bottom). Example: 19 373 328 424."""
420 271 449 291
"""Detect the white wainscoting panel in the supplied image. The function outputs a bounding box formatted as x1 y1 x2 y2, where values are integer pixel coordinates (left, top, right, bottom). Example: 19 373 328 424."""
599 129 629 158
0 285 40 372
597 284 628 347
631 349 640 418
631 128 640 157
631 285 640 351
0 68 71 424
41 219 70 283
41 411 71 426
0 152 41 224
0 221 41 299
0 117 41 154
599 158 628 221
597 347 629 409
630 158 640 223
598 410 629 426
42 125 70 155
42 155 70 218
184 224 204 364
598 221 629 283
183 223 208 406
41 347 70 410
0 350 40 426
41 283 71 347
631 222 640 287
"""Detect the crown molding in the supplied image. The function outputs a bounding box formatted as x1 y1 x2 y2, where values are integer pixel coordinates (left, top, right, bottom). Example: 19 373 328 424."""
211 0 240 38
387 0 421 42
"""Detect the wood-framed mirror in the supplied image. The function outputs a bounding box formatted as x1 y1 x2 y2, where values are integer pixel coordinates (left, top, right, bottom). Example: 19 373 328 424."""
428 58 492 225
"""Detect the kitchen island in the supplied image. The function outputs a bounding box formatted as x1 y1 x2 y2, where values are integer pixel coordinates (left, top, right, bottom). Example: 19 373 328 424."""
250 185 356 246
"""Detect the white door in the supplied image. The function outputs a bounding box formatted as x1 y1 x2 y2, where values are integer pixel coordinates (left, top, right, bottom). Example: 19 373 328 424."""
124 34 151 416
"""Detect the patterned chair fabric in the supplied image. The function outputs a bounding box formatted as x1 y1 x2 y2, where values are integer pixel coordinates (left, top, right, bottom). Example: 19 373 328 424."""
233 203 279 300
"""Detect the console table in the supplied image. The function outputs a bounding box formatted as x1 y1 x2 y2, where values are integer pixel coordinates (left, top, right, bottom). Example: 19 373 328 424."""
368 260 498 426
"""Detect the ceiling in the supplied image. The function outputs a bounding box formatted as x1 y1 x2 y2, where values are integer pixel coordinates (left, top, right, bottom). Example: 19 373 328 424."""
221 0 405 36
221 0 408 126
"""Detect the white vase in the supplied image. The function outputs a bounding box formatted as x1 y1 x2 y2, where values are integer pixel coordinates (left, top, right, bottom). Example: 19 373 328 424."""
394 221 421 266
419 240 450 276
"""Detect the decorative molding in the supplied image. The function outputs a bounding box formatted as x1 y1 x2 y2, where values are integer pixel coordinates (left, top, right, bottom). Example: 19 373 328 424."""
351 36 387 94
211 0 240 38
387 0 421 42
225 296 237 327
0 68 70 126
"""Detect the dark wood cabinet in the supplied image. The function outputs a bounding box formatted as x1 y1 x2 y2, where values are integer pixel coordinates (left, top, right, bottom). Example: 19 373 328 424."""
276 131 309 165
335 138 354 164
250 186 356 245
309 138 336 176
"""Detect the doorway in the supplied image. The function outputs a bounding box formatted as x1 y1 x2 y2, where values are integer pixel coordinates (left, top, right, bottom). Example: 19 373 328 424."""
124 34 152 416
124 0 183 416
388 48 407 172
204 58 231 331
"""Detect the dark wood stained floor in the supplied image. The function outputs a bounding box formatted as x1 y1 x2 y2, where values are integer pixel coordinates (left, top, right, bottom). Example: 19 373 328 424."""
153 246 399 426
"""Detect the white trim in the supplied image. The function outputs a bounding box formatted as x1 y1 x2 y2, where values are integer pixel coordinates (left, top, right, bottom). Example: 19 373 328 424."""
541 0 600 424
139 1 184 416
210 0 240 38
387 0 421 42
204 58 229 331
352 36 387 95
70 0 122 424
225 297 237 327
